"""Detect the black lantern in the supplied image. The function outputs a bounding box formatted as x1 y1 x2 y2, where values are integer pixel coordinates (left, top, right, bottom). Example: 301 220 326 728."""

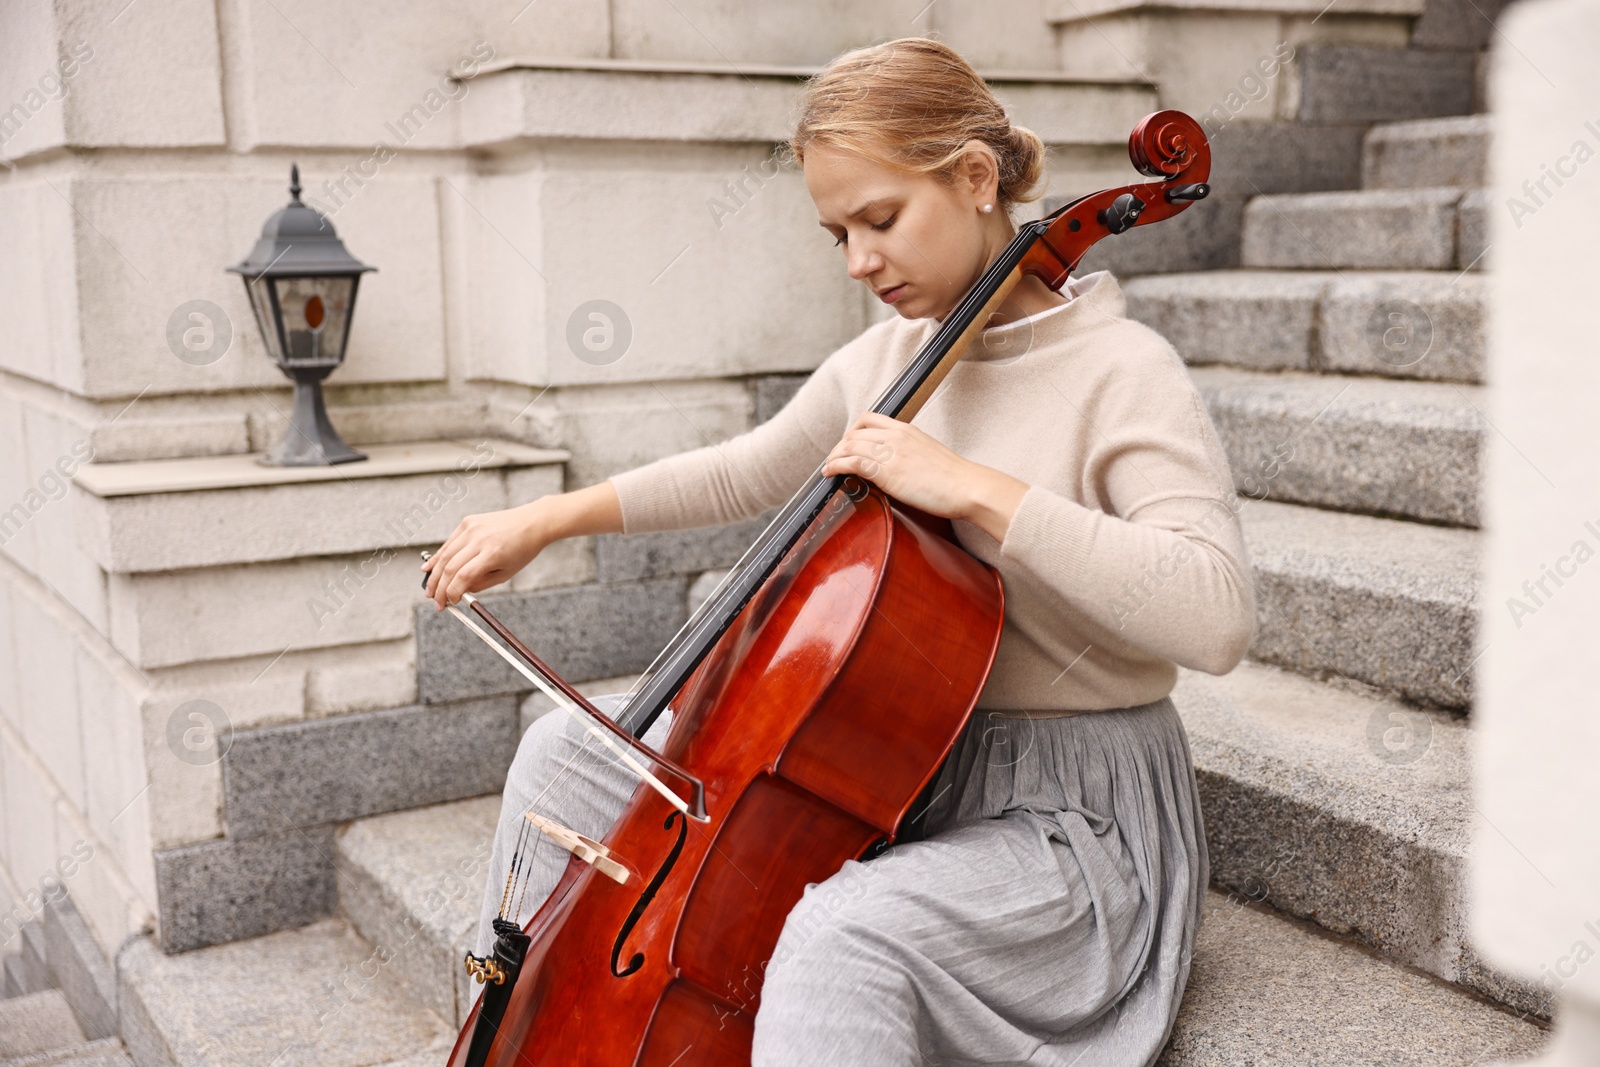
228 164 376 466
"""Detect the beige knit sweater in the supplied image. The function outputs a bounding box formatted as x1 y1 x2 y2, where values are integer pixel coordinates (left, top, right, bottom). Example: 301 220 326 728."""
609 270 1256 712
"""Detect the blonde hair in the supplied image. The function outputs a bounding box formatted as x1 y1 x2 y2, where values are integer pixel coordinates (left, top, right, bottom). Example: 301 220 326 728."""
789 37 1046 209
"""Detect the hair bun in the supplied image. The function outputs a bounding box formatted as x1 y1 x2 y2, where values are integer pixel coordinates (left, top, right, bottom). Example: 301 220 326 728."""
1001 123 1046 205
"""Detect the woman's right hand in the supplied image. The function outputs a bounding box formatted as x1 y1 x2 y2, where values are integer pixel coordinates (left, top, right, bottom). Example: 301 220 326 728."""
421 480 625 609
422 498 553 609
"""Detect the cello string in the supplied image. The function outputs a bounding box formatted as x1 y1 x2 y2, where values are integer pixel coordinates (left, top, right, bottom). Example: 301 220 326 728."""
489 714 618 924
499 817 533 920
488 698 646 924
427 588 668 926
507 725 635 920
608 459 832 729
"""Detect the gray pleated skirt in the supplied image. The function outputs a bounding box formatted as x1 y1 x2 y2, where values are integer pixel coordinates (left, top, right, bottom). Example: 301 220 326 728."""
474 695 1207 1067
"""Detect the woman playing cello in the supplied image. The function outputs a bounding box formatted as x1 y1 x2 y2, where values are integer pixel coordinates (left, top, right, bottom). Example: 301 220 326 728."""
422 36 1254 1067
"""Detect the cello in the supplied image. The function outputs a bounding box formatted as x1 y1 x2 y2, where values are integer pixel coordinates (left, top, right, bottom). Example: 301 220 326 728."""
432 109 1212 1066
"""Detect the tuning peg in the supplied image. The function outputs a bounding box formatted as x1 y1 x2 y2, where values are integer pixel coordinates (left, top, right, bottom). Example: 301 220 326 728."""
1098 192 1147 235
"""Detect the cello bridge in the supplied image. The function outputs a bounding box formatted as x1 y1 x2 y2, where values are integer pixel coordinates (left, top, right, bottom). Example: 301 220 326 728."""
524 812 631 885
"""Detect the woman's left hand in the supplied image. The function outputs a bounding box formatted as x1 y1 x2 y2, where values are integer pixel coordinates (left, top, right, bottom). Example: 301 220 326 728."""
821 412 1029 542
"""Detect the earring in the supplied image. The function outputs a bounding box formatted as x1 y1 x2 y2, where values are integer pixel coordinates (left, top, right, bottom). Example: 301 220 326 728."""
981 203 994 214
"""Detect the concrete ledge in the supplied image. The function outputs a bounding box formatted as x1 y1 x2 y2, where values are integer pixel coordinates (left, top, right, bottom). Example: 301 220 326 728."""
221 697 519 840
1124 269 1488 382
1242 188 1465 270
1124 271 1330 373
460 60 1155 150
1361 114 1490 190
72 440 566 499
152 828 338 954
73 439 567 574
1318 271 1488 381
416 577 689 704
1045 0 1421 19
1240 499 1478 708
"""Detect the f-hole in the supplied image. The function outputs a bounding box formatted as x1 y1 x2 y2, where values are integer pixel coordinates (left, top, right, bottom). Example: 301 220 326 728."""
611 810 688 978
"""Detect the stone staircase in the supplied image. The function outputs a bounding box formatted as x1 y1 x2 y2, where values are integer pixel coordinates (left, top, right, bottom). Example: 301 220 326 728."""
104 790 1544 1066
2 938 132 1067
1140 108 1548 1051
42 2 1554 1060
0 991 130 1067
94 113 1555 1066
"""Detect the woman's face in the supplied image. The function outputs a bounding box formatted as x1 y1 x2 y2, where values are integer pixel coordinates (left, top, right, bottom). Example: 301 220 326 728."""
804 143 1002 322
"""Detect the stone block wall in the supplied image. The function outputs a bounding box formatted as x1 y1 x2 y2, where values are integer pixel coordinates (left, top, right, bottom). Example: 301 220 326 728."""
0 0 1448 962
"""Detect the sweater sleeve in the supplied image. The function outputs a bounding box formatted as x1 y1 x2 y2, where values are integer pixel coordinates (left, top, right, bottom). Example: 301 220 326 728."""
996 347 1257 676
608 339 868 534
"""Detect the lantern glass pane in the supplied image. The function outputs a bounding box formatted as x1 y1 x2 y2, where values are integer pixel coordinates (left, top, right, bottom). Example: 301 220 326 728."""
245 275 285 363
272 276 355 364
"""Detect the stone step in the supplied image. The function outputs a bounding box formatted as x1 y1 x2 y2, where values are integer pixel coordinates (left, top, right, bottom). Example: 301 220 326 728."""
1363 115 1492 190
1294 44 1478 125
3 951 52 1000
1412 0 1512 52
1239 499 1477 709
1173 661 1541 1016
1162 890 1545 1064
1241 188 1488 272
0 990 86 1062
2 1040 131 1067
9 923 51 999
332 787 1544 1061
1190 366 1484 526
1123 269 1487 384
334 674 649 1028
118 920 454 1067
335 797 501 1031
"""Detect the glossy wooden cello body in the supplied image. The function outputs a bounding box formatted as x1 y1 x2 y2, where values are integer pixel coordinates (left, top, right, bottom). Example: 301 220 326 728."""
442 109 1212 1066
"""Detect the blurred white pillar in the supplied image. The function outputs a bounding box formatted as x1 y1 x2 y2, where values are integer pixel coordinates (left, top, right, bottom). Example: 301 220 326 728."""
1475 0 1600 1062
